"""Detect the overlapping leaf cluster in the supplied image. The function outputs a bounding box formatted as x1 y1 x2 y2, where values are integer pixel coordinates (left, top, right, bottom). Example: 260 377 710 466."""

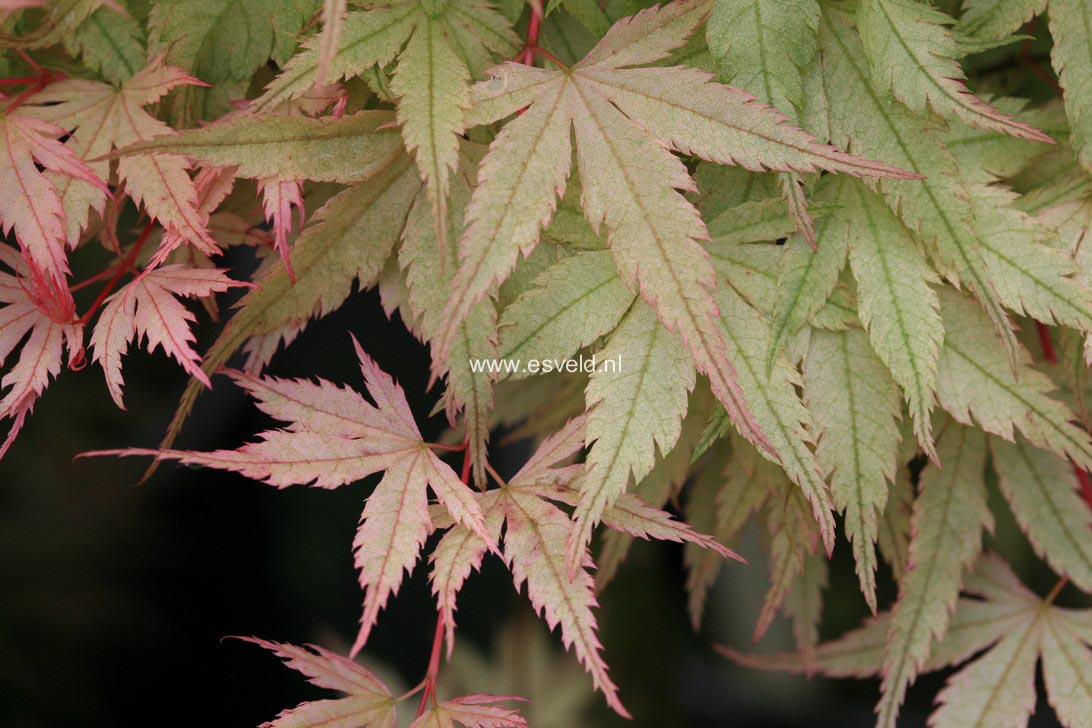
3 0 1092 725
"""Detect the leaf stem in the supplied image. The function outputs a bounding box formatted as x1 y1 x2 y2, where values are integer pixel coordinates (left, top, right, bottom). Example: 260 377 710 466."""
77 221 155 325
1074 464 1092 512
1019 20 1064 95
414 437 472 718
3 81 44 112
398 676 429 701
16 49 42 75
517 4 567 70
414 613 446 717
1044 576 1068 606
427 441 468 452
520 4 542 65
71 262 127 292
2 62 60 112
460 437 473 484
528 46 568 70
0 75 48 87
485 461 508 488
1036 322 1056 363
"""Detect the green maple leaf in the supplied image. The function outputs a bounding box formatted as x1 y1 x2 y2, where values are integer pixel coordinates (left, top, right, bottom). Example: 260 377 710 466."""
724 554 1092 728
434 0 915 504
255 0 520 253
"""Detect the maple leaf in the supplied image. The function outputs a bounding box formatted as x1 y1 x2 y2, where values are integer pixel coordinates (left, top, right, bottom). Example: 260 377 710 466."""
990 435 1092 592
596 386 718 594
1049 0 1092 175
706 0 821 242
698 284 838 554
936 287 1092 470
432 0 915 466
955 0 1045 44
410 695 527 728
400 144 497 485
437 615 596 728
147 0 312 124
877 421 992 727
0 111 108 288
0 244 83 456
684 439 774 627
722 553 1092 728
97 340 496 654
801 326 900 612
22 1 1092 724
65 0 145 85
89 264 244 408
257 176 305 282
109 108 410 279
243 638 398 728
254 0 520 255
430 414 738 717
23 55 218 257
497 250 634 371
153 165 239 266
841 178 943 458
145 149 422 481
857 0 1052 141
568 301 696 574
766 176 850 374
816 3 1023 369
752 477 824 645
429 415 625 715
706 0 819 121
110 109 408 186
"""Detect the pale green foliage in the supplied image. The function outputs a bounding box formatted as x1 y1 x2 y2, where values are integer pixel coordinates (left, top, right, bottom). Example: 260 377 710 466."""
857 0 1050 140
705 0 819 241
116 111 407 184
956 0 1046 43
253 0 518 234
497 250 634 369
802 327 900 612
817 3 1023 366
706 0 818 119
991 435 1092 592
149 0 314 122
6 0 1092 725
728 554 1092 727
572 301 695 568
66 3 144 84
438 616 596 728
401 146 497 484
877 422 992 727
709 285 835 553
767 179 849 373
842 177 942 455
936 287 1092 469
1049 0 1092 174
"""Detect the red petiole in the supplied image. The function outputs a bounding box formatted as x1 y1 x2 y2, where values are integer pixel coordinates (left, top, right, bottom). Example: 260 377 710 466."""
76 221 156 325
414 437 473 717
